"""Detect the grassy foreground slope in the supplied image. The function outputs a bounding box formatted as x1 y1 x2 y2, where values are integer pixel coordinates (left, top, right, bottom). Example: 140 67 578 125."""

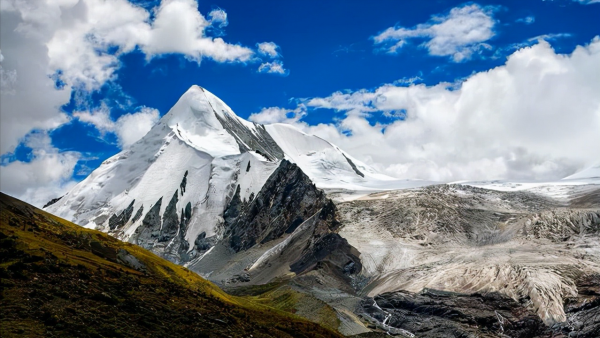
0 193 342 338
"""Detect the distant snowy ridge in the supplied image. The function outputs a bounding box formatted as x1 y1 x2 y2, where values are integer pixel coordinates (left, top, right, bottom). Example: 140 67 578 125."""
562 162 600 180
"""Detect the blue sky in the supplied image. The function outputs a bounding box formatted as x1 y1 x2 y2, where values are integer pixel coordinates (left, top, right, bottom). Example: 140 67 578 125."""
1 0 599 205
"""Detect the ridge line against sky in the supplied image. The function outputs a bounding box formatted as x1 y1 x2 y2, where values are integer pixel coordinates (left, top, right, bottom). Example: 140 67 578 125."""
1 0 599 206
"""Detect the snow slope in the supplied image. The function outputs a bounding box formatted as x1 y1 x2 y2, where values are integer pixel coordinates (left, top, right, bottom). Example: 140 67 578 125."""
266 123 435 195
563 162 600 181
45 86 280 256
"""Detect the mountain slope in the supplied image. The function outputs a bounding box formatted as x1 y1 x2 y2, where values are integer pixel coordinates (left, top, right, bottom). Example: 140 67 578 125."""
563 162 600 181
39 85 600 336
44 85 414 267
265 123 426 192
0 192 342 338
45 86 284 264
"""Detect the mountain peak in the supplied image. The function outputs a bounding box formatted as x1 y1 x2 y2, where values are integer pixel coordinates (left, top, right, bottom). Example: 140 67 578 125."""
162 85 235 131
153 85 283 159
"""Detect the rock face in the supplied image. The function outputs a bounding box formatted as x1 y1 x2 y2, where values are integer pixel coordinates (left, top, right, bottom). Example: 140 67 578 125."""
213 112 284 161
342 154 364 178
358 275 600 338
224 160 329 252
0 192 344 338
523 209 600 241
107 200 135 231
132 198 162 250
336 184 600 336
188 158 362 284
548 273 600 338
361 289 550 338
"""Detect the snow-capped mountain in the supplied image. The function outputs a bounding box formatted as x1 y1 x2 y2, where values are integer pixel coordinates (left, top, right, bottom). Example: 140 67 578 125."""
45 85 408 264
43 85 600 336
563 162 600 181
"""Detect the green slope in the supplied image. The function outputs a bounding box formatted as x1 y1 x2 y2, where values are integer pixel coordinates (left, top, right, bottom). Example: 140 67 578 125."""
0 192 342 338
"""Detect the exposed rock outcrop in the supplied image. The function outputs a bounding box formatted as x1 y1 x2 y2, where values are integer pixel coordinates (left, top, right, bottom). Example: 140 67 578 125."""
523 209 600 241
159 191 180 242
108 200 135 230
213 109 284 161
42 195 63 209
223 160 330 252
131 198 162 250
361 289 549 338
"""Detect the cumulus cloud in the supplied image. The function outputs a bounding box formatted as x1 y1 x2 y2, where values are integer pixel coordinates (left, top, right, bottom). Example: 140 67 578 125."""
0 7 72 154
74 106 160 148
208 8 228 27
249 106 306 124
496 33 573 58
114 108 161 148
256 42 289 74
43 0 254 89
268 38 600 181
73 106 115 132
140 0 253 63
373 4 498 62
0 0 266 156
0 49 17 95
0 132 79 207
257 42 280 58
258 60 288 75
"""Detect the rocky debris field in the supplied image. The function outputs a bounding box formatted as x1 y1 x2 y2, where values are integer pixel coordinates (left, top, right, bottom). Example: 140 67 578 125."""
334 184 600 336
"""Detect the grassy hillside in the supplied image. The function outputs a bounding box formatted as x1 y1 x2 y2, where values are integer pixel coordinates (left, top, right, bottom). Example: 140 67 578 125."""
226 282 341 332
0 192 342 338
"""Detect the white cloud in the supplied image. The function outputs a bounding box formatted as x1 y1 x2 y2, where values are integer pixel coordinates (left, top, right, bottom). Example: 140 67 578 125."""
0 132 79 207
256 42 287 74
257 42 280 58
74 105 160 148
73 106 115 132
0 51 17 95
373 4 498 62
208 8 228 27
43 0 254 89
307 90 379 113
496 33 572 59
269 38 600 181
249 106 306 124
258 60 288 75
114 107 160 148
0 7 72 154
0 0 265 156
140 0 253 63
529 33 572 42
516 16 535 24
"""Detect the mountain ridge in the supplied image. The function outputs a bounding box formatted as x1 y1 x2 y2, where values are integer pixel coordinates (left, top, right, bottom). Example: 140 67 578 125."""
44 85 417 266
39 85 600 337
0 192 343 337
